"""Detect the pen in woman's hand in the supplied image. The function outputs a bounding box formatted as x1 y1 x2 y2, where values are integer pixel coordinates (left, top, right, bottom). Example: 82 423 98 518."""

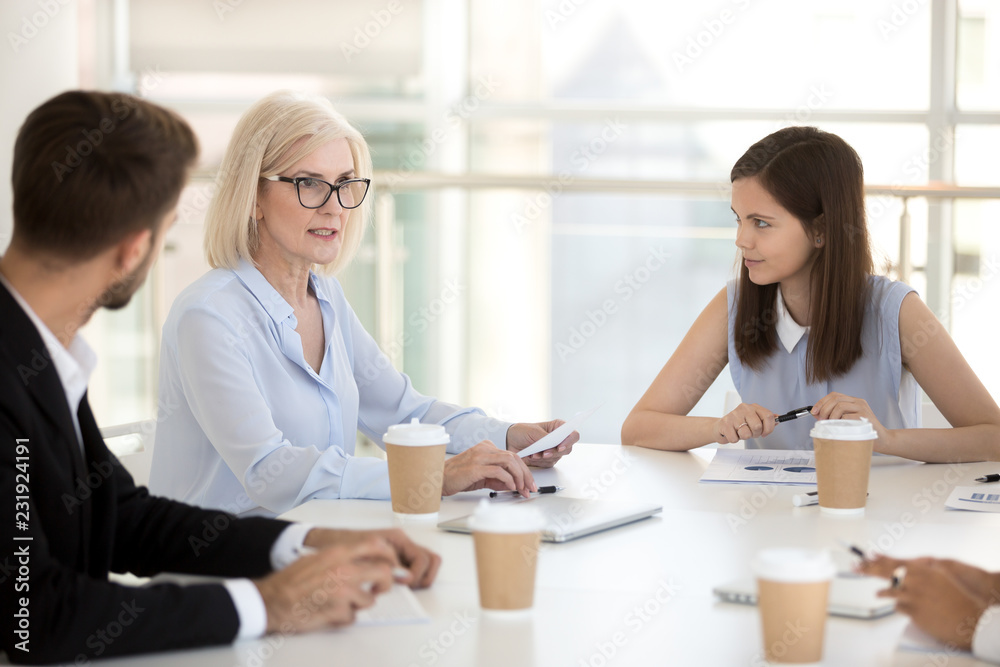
775 406 814 423
489 485 563 498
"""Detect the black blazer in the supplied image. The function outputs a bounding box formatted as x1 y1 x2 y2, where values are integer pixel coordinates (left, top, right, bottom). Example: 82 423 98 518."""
0 283 291 665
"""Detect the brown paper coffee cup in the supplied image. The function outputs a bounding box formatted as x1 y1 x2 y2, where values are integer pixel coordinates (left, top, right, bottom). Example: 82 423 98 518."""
383 419 449 518
473 531 541 610
385 443 446 515
469 501 546 612
757 579 831 664
753 549 835 666
813 438 874 512
810 419 877 515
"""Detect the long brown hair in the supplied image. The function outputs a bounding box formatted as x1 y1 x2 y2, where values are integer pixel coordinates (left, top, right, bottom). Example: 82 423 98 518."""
730 126 873 383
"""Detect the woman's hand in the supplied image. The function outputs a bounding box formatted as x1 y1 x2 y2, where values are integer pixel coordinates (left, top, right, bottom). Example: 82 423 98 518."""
810 393 892 451
714 403 777 444
506 420 578 468
441 441 537 497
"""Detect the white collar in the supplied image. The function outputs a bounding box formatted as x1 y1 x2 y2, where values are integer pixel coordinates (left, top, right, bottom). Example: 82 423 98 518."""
774 285 808 353
0 273 97 414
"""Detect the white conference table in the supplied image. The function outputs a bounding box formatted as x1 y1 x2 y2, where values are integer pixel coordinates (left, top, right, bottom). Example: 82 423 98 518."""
108 444 1000 666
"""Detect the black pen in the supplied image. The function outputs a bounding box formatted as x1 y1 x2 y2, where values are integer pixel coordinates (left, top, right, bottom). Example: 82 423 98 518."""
489 485 563 498
847 543 869 562
975 474 1000 483
775 406 814 423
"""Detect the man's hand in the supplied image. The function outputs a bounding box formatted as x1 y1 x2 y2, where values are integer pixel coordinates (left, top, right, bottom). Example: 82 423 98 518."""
253 538 398 634
863 557 992 650
506 420 578 468
303 527 441 589
441 441 537 497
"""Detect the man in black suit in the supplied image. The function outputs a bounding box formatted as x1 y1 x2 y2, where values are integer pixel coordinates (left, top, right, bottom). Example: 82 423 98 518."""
0 91 440 665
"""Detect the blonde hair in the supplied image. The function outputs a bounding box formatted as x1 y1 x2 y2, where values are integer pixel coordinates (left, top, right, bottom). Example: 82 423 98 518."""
204 90 373 276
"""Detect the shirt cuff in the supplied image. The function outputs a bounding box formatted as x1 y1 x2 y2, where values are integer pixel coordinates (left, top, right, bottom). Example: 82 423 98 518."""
972 605 1000 662
270 522 316 570
341 455 391 499
222 578 268 640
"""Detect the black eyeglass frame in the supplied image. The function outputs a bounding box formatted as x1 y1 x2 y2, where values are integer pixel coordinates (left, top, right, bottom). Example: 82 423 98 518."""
263 175 371 210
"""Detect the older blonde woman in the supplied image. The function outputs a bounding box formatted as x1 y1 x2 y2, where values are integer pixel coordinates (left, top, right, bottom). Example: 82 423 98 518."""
150 91 576 517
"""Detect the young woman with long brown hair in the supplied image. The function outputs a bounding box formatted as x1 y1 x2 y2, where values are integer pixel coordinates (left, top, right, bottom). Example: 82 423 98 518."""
622 126 1000 462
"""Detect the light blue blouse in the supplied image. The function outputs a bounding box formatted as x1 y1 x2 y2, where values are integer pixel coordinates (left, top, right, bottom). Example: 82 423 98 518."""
149 260 511 517
726 275 920 449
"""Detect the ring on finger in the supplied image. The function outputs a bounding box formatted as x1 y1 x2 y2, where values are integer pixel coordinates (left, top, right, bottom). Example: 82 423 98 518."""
737 421 749 432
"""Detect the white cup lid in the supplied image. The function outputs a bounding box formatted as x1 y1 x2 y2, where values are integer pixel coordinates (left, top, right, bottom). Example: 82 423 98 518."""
383 418 450 446
810 418 877 441
468 499 546 534
752 548 836 583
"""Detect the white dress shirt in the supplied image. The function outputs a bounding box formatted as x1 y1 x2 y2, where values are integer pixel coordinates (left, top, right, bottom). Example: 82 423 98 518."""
0 274 303 640
150 260 511 517
974 606 1000 663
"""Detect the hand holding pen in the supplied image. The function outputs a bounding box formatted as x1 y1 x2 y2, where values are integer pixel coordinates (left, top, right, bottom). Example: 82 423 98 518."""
719 403 815 444
490 485 563 499
775 406 814 423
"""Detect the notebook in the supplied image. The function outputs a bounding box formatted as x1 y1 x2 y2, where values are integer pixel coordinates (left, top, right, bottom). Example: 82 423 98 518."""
437 495 662 543
712 575 896 619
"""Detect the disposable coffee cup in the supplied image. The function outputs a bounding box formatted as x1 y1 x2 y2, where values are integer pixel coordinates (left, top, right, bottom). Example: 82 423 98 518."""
383 419 448 520
469 500 546 614
810 418 877 515
753 548 835 666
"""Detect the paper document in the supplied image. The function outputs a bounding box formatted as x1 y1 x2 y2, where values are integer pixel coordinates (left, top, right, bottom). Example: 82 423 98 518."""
699 448 817 486
945 485 1000 513
898 622 972 656
355 584 430 626
516 404 600 458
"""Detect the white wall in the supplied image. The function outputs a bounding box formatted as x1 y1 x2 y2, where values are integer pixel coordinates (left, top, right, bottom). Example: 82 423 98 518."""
0 0 78 251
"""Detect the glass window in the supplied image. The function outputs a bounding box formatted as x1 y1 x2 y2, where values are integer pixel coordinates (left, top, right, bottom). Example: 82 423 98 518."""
957 0 1000 110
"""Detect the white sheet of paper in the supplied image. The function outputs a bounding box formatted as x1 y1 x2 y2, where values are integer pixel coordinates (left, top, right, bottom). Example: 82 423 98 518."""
354 584 430 626
898 621 972 656
516 404 600 458
945 485 1000 513
699 448 818 486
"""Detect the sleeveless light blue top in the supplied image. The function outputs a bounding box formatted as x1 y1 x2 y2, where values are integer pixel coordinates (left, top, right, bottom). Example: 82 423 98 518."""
726 275 920 449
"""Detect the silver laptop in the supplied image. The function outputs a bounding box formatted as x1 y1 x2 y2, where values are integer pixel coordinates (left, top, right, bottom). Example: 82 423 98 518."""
713 575 896 619
437 495 662 543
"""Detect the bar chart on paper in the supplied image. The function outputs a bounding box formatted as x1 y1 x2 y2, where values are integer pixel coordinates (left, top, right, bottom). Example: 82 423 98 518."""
699 449 817 486
945 486 1000 513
